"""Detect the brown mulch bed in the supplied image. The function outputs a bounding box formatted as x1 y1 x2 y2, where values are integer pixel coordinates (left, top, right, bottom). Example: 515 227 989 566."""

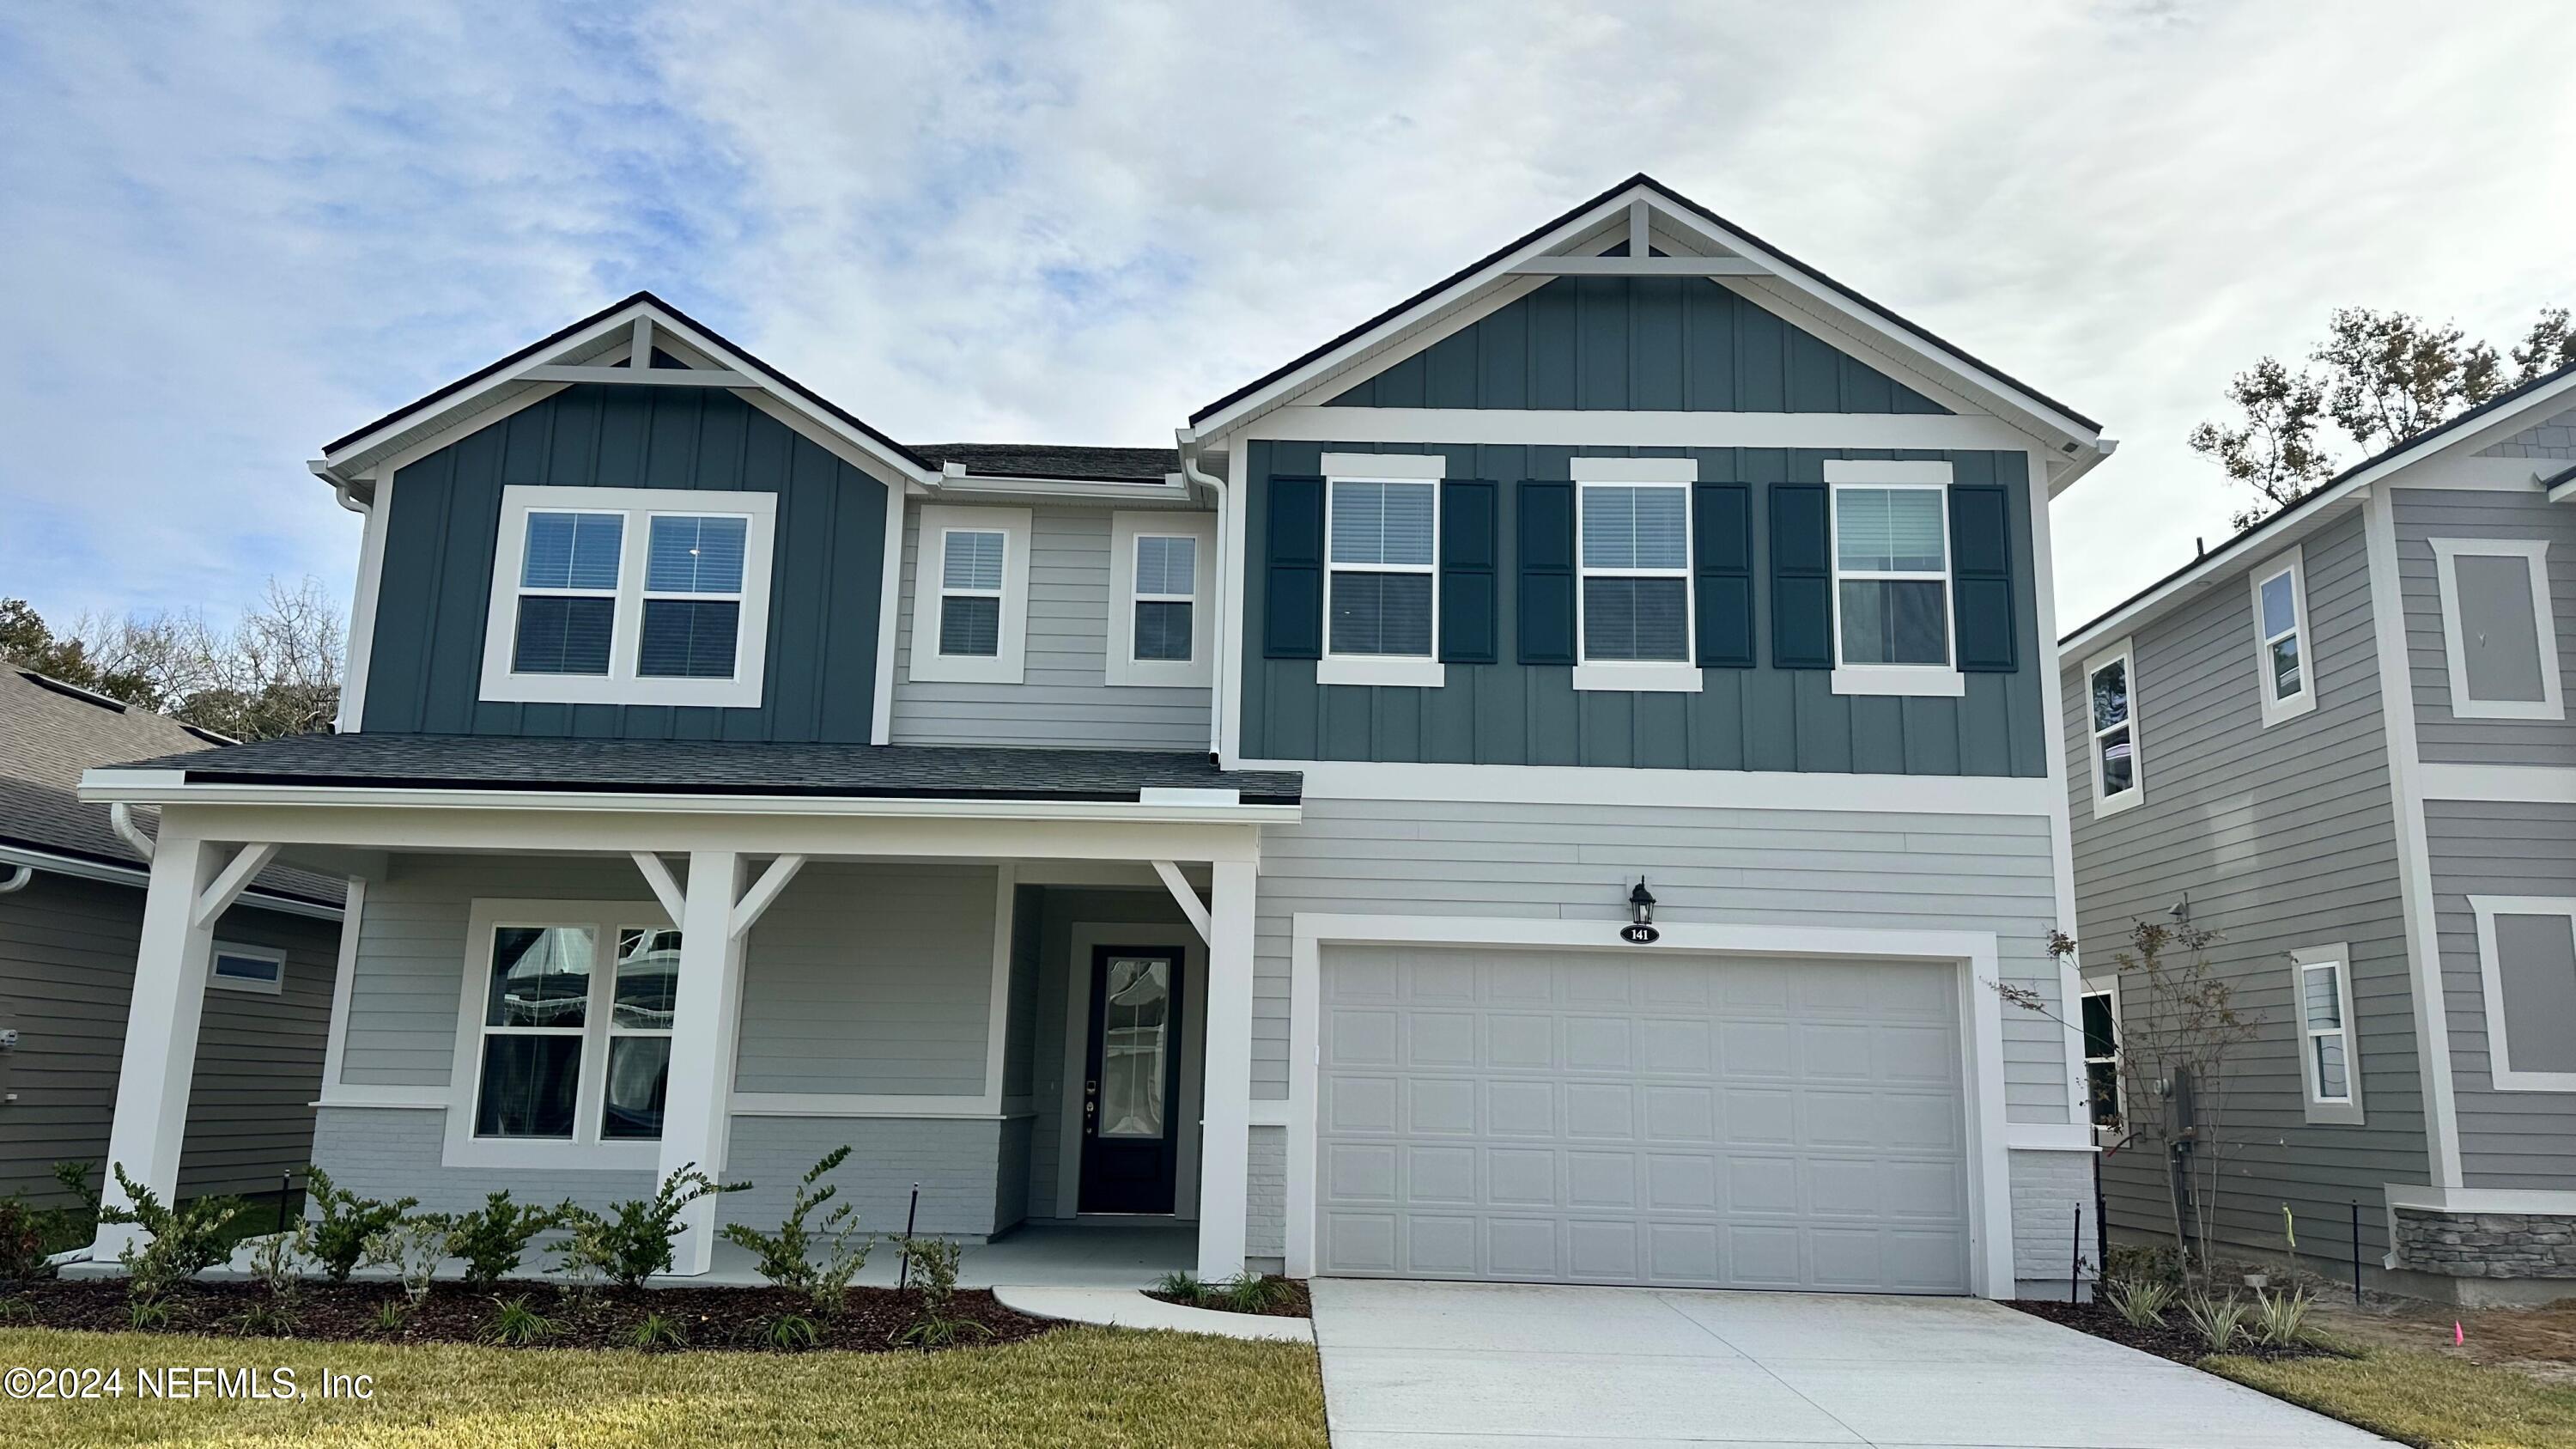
1145 1276 1311 1318
0 1278 1050 1354
2008 1296 2344 1366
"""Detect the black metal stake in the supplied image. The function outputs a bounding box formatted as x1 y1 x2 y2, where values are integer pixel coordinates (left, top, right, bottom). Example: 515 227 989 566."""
276 1172 292 1233
898 1183 920 1289
2350 1200 2364 1305
2071 1204 2083 1303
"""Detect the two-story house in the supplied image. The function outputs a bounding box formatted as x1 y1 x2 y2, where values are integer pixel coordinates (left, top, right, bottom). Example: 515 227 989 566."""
82 176 2111 1297
2061 358 2576 1303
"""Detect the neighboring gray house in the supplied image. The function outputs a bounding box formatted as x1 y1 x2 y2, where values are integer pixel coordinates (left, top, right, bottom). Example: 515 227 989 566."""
2061 358 2576 1303
78 175 2115 1298
0 669 344 1203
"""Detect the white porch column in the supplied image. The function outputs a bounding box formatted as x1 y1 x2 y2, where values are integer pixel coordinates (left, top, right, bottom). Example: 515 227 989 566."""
1195 859 1257 1279
660 849 747 1276
91 835 222 1259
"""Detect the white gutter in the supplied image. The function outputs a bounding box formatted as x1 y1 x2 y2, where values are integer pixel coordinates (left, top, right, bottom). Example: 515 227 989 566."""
108 801 155 861
0 840 343 921
308 459 369 513
1177 427 1229 756
0 864 28 894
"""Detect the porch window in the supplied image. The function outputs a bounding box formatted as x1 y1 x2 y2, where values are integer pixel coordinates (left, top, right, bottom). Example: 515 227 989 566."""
2250 546 2315 726
603 928 677 1140
454 902 677 1164
481 485 776 709
474 925 594 1139
908 504 1032 684
1826 461 1965 697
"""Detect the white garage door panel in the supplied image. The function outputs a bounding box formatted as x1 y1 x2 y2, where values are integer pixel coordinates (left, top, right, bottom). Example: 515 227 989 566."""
1318 945 1971 1293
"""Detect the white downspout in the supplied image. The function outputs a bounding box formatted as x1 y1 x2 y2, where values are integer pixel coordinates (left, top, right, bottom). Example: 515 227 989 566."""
0 865 29 893
1176 428 1228 761
109 802 155 862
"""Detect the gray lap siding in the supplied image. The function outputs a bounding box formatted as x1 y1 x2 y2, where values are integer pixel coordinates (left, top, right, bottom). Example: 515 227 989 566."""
2392 486 2576 767
2426 799 2576 1190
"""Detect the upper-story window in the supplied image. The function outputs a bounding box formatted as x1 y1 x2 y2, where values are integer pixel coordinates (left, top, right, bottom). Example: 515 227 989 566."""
481 485 776 709
1826 460 1962 697
1108 511 1217 688
1319 453 1445 688
1572 457 1699 693
908 504 1032 685
2249 545 2314 726
2079 980 2121 1129
2431 539 2563 721
2084 639 2143 817
2291 945 2362 1124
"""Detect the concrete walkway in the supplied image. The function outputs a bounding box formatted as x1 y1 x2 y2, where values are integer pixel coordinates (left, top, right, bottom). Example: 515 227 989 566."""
1309 1280 2399 1449
992 1285 1312 1342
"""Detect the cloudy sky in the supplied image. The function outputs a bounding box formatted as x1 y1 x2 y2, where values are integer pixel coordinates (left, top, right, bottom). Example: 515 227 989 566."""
2 1 2567 641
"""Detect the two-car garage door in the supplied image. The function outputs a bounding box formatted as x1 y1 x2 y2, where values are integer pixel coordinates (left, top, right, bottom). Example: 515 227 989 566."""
1317 944 1972 1294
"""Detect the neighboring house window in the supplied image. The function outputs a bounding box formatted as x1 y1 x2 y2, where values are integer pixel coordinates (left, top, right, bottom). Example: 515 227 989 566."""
1826 460 1962 697
2431 539 2564 721
479 485 777 709
908 504 1033 685
208 943 285 996
2080 982 2121 1130
1317 453 1445 688
2470 897 2576 1092
1107 511 1217 687
446 901 674 1169
2085 639 2143 818
2291 945 2362 1124
2249 546 2315 726
1572 457 1700 693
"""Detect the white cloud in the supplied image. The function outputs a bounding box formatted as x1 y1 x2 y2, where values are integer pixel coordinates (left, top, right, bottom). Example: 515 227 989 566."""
3 0 2567 634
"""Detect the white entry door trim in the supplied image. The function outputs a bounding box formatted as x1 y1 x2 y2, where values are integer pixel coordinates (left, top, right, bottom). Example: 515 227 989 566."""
1285 914 2012 1297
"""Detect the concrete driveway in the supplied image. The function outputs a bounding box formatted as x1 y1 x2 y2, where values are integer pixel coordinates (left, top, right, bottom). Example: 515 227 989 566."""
1309 1280 2398 1448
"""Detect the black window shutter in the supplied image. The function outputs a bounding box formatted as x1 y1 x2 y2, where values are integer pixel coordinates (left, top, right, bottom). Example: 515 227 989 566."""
1770 483 1831 668
1950 483 2017 672
1440 479 1498 664
1517 480 1576 665
1263 474 1325 659
1693 482 1753 667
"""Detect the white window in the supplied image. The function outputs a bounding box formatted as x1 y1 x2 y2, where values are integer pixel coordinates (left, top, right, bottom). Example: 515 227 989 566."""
208 942 286 996
908 504 1033 685
479 485 777 709
1318 452 1445 689
1573 457 1700 693
1826 460 1962 697
2249 546 2315 726
2292 945 2362 1124
2470 897 2576 1092
1107 511 1216 687
2080 979 2121 1131
2084 639 2143 817
2432 539 2563 721
444 900 675 1169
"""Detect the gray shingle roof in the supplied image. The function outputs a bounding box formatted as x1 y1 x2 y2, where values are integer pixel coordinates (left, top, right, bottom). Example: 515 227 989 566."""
912 444 1180 482
0 671 343 907
113 733 1301 806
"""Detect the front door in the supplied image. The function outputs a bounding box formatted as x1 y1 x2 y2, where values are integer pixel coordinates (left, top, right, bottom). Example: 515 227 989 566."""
1078 946 1185 1215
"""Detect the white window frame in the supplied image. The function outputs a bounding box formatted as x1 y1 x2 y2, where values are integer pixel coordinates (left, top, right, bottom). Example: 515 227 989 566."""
2079 974 2123 1138
1571 456 1701 693
1316 452 1446 689
1107 510 1217 688
2083 636 2144 819
2431 539 2564 721
2290 944 2363 1124
1824 460 1965 697
443 898 675 1170
208 941 287 996
2470 896 2576 1093
908 503 1033 685
2249 545 2317 727
478 484 777 709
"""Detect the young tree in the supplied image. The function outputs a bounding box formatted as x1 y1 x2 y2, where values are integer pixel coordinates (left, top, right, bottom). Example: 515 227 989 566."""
2312 307 2506 453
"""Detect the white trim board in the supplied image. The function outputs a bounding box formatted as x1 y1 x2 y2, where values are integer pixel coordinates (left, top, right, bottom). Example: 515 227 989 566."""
1242 405 2042 452
2418 764 2576 804
2026 447 2091 1139
1282 913 2015 1298
319 877 365 1089
1235 758 2059 817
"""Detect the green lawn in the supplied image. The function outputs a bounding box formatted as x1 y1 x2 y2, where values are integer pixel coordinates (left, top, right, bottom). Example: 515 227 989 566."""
2210 1347 2576 1449
0 1324 1327 1448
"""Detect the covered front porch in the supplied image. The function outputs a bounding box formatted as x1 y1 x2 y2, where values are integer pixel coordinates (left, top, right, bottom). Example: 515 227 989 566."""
77 737 1297 1283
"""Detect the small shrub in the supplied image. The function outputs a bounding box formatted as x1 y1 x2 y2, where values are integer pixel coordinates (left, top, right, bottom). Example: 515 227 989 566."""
303 1166 416 1283
760 1312 819 1350
2104 1240 2182 1290
2181 1293 2251 1354
481 1294 554 1347
2250 1286 2317 1349
445 1191 554 1289
628 1312 685 1350
244 1227 312 1300
2106 1276 2176 1330
127 1297 174 1331
890 1236 989 1349
0 1196 48 1282
0 1295 35 1322
361 1219 450 1306
1218 1273 1295 1313
719 1146 871 1314
553 1164 748 1289
371 1300 410 1333
1153 1269 1204 1302
234 1300 297 1337
99 1164 241 1303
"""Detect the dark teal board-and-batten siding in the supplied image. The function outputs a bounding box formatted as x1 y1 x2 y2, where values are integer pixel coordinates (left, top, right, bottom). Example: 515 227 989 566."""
362 384 891 740
1240 441 2045 776
1326 276 1950 414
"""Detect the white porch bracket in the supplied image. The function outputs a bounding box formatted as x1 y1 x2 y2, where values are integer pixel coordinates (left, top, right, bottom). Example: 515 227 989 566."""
1150 859 1212 945
631 850 686 923
728 854 805 939
190 842 280 928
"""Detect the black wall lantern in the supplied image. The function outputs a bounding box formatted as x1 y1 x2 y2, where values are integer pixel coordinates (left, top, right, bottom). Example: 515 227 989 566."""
1620 878 1659 945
